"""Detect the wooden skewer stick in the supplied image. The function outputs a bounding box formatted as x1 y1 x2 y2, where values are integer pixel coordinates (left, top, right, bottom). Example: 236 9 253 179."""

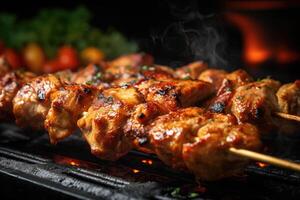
275 112 300 123
229 147 300 172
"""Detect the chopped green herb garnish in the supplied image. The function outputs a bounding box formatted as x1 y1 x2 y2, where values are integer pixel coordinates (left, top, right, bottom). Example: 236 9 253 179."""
236 96 243 100
182 75 191 80
188 192 199 198
141 65 150 71
170 187 181 197
95 72 102 79
85 80 93 85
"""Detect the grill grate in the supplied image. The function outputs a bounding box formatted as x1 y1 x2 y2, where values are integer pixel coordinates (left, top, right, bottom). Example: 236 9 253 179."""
0 123 300 199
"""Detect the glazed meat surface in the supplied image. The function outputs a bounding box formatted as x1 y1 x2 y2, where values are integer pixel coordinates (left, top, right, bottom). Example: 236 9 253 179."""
0 71 35 120
231 79 281 132
277 80 300 115
198 69 227 91
175 61 208 80
13 74 63 129
206 69 253 113
45 84 98 144
276 80 300 134
77 87 144 160
149 107 261 181
135 79 213 112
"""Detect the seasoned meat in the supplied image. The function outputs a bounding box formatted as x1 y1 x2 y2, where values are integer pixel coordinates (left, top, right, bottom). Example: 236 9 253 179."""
106 53 154 80
123 102 162 153
71 63 112 87
13 74 63 129
183 114 261 181
149 108 261 181
176 61 208 80
276 80 300 134
77 87 144 160
277 80 300 115
198 69 227 91
45 84 98 144
0 71 35 121
111 65 174 87
149 107 206 169
207 69 253 113
231 79 281 132
135 79 213 112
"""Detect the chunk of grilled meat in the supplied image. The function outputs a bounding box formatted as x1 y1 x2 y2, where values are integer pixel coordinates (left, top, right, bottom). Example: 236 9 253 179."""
276 80 300 134
77 87 144 160
106 53 154 80
0 71 35 121
231 79 281 133
135 79 214 113
78 79 213 160
13 74 63 129
277 80 300 115
175 61 208 80
111 65 175 87
183 113 261 181
149 107 261 181
198 69 227 91
45 84 98 144
206 70 253 113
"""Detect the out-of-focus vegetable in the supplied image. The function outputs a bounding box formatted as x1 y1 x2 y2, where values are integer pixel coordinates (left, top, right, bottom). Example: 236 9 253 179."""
81 47 104 63
4 48 22 69
22 43 46 73
0 7 138 59
43 59 60 73
0 41 5 54
57 46 79 70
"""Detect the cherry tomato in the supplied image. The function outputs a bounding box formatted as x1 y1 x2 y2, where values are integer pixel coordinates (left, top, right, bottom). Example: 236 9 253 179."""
57 46 79 70
23 43 46 74
43 59 61 73
4 48 23 69
81 47 105 63
0 41 5 55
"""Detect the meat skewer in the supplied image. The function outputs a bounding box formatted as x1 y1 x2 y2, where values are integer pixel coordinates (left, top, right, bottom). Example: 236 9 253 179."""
1 54 300 181
195 68 300 133
229 147 300 172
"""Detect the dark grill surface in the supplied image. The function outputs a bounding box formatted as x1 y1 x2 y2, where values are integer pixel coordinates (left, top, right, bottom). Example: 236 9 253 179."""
0 123 300 200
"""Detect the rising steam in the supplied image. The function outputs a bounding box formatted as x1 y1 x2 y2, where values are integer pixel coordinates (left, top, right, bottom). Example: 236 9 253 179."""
153 0 227 67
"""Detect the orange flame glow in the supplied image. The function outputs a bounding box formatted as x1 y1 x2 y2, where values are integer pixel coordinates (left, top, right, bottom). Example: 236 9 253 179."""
225 13 271 65
141 159 153 165
132 169 140 173
225 12 300 66
256 162 269 168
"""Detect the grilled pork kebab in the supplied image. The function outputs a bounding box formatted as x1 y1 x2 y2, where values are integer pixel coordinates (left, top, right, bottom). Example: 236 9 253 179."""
0 53 299 181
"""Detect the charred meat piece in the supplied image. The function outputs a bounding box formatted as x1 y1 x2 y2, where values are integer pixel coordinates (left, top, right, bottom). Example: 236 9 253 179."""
77 87 144 160
206 69 253 113
0 71 35 121
135 79 214 112
106 53 154 80
13 74 63 129
45 84 98 144
111 65 175 87
276 80 300 134
149 107 207 169
182 113 261 181
198 69 227 91
277 80 300 115
175 61 208 80
149 107 261 181
231 79 281 132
